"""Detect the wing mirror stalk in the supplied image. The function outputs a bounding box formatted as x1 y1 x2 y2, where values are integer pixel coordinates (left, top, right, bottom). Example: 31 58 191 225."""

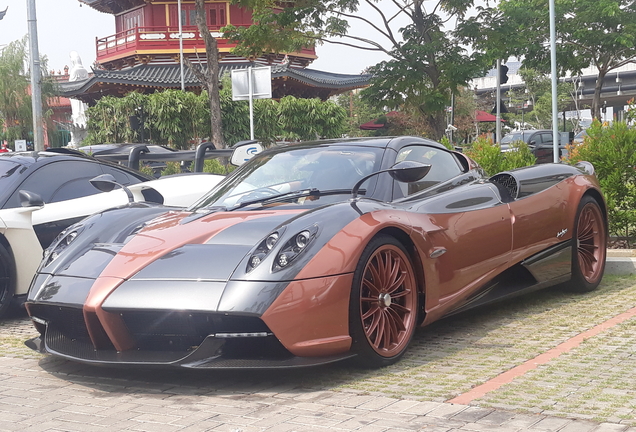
89 174 134 203
351 161 432 200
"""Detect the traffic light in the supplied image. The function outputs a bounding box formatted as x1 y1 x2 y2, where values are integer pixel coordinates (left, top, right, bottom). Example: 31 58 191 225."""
499 64 509 85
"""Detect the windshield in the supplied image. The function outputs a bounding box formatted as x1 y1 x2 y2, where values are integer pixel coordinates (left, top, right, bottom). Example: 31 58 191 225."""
191 145 384 210
500 131 531 144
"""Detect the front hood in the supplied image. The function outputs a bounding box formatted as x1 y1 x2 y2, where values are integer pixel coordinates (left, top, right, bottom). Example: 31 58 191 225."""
36 200 368 284
99 208 305 282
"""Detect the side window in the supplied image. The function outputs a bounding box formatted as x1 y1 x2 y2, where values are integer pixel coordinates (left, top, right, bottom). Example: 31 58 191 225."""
393 145 462 198
540 133 553 144
6 161 104 207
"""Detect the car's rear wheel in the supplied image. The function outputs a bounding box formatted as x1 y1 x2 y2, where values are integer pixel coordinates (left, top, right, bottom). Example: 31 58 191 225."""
564 196 607 293
0 243 16 319
349 235 418 368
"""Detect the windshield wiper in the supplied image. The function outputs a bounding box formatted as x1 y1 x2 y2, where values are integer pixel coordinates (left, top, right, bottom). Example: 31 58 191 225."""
229 188 365 211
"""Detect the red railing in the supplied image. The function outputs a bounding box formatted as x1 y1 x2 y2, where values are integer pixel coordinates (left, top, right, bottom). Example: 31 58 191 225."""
95 26 316 63
96 26 227 60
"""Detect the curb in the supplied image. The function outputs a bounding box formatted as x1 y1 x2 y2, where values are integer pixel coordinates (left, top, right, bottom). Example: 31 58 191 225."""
606 249 636 275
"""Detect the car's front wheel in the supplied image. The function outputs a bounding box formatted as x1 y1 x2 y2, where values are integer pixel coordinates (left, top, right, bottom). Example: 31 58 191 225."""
349 235 418 368
0 243 16 319
564 195 607 293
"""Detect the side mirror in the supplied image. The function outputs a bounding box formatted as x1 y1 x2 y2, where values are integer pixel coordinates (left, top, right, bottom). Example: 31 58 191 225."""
90 174 134 203
351 161 431 199
231 140 263 166
388 161 432 183
19 190 44 208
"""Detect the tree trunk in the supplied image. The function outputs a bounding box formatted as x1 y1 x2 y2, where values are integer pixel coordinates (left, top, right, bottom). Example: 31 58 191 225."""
190 0 225 148
428 111 446 140
591 69 608 122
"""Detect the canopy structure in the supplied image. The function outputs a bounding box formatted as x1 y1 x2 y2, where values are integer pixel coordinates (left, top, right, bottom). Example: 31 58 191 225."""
475 110 504 122
359 111 399 130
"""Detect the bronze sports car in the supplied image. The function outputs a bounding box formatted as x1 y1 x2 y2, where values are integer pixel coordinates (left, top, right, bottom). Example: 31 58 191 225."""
25 137 607 368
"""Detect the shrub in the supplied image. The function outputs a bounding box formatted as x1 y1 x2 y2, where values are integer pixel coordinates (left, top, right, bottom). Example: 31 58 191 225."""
464 137 536 176
203 158 235 175
567 120 636 244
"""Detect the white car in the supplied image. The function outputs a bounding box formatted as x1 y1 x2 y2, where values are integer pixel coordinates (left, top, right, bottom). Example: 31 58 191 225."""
0 150 223 317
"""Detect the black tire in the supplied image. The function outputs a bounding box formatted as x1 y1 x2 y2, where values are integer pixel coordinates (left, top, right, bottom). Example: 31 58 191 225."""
563 195 607 293
0 243 16 319
349 235 418 368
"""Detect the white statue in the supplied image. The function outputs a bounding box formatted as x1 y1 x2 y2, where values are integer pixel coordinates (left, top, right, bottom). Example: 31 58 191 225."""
68 51 89 147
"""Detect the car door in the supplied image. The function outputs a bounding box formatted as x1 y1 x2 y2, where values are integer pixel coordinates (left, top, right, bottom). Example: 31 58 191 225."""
532 132 555 164
392 145 513 308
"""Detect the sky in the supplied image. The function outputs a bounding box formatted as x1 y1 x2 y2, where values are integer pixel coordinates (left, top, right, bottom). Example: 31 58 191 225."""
0 0 398 75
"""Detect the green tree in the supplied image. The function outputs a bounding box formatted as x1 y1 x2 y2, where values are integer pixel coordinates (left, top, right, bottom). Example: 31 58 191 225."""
461 0 636 120
336 91 384 137
0 38 55 148
225 1 491 140
182 0 225 148
278 96 347 141
567 120 636 244
502 68 575 130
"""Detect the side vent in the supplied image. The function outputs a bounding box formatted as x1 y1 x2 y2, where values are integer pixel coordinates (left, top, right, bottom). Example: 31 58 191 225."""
490 173 519 200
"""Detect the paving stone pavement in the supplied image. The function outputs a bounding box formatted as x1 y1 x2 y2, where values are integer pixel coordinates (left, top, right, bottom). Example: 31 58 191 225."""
1 275 636 431
0 354 635 432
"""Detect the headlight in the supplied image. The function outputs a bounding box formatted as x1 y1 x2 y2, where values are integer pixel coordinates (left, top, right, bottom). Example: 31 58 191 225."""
272 226 318 272
246 228 286 272
42 225 84 267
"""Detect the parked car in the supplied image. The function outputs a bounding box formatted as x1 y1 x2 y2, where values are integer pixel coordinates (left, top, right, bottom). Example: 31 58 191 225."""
24 137 606 369
573 129 588 145
500 130 569 163
0 149 225 318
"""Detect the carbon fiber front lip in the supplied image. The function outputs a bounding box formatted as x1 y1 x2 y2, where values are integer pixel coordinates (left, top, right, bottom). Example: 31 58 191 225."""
26 332 356 369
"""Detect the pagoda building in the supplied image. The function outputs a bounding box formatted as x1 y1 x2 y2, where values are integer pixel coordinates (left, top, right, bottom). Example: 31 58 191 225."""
60 0 370 104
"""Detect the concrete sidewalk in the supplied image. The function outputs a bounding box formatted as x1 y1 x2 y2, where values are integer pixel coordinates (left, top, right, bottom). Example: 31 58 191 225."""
606 249 636 275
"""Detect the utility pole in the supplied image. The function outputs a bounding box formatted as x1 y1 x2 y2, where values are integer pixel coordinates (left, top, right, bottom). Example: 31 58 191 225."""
27 0 44 151
549 0 559 163
496 59 502 144
178 0 185 91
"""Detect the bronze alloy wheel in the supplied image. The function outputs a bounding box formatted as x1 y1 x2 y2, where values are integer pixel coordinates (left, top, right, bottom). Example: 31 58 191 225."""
576 201 606 284
359 243 417 358
564 196 607 293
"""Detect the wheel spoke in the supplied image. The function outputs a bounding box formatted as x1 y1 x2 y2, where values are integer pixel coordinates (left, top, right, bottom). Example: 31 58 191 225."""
390 289 411 299
362 304 380 321
390 302 410 315
386 271 406 294
387 307 407 332
362 277 381 295
373 313 385 349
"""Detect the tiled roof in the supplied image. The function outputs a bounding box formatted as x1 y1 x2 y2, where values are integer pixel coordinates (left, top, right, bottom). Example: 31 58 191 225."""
58 63 371 97
79 0 145 14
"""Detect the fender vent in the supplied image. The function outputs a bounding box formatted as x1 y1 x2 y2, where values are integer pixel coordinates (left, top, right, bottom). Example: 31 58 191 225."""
490 173 518 200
